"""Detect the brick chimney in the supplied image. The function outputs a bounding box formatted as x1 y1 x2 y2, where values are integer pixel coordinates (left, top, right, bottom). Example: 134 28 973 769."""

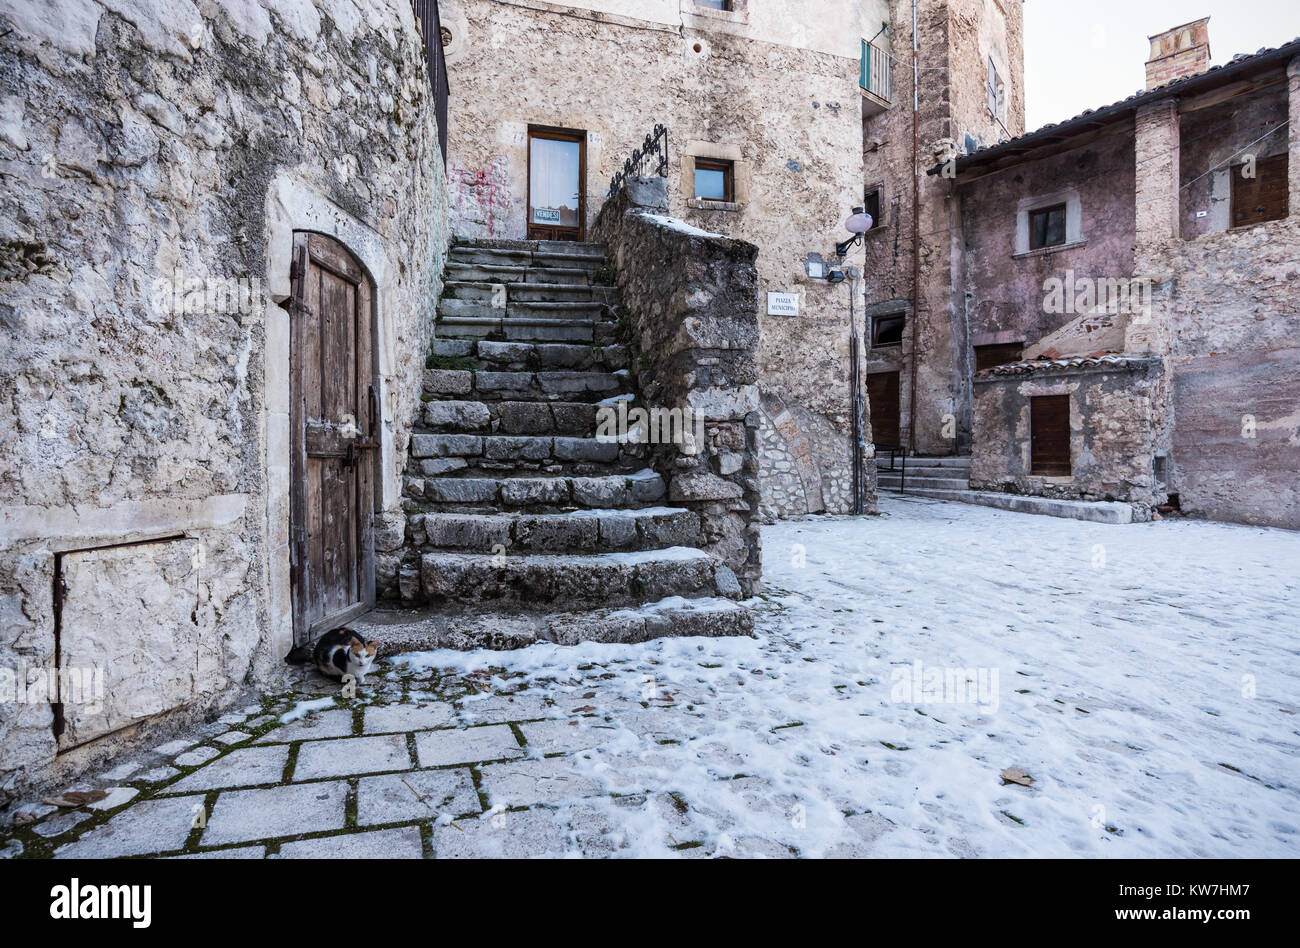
1145 18 1212 89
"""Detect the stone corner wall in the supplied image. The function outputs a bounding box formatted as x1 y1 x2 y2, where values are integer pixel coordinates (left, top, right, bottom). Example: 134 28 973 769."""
970 359 1164 519
591 177 762 593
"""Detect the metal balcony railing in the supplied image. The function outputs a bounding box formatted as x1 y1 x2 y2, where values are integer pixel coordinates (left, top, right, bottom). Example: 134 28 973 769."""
860 39 893 105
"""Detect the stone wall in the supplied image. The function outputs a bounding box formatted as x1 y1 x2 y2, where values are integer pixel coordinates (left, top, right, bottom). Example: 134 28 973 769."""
592 179 762 592
970 358 1163 518
0 0 448 804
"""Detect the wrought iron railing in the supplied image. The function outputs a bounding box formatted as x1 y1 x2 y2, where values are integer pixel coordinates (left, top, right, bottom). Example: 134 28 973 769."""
410 0 449 164
608 124 669 196
860 39 893 104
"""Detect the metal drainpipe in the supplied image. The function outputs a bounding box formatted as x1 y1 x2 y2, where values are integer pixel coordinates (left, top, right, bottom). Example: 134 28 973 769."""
849 267 862 514
909 0 921 457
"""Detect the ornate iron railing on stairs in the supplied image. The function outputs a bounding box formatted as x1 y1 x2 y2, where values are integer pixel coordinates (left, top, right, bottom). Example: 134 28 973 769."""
608 124 669 196
410 0 450 164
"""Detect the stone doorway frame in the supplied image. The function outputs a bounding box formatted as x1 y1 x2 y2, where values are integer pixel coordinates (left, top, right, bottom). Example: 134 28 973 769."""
264 175 401 663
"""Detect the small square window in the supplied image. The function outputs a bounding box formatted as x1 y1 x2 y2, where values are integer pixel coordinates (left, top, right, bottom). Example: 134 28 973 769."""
872 314 905 348
694 158 734 202
863 188 881 227
1029 203 1067 250
694 0 733 9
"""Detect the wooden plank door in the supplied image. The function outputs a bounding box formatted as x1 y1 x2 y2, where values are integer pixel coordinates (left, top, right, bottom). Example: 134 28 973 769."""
1030 394 1072 476
866 371 901 447
289 232 377 644
527 127 586 241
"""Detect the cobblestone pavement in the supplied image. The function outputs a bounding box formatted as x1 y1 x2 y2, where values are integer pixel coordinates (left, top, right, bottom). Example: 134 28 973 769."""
4 496 1297 858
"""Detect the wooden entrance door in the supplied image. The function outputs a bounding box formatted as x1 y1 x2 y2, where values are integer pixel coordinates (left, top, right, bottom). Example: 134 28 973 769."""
288 232 378 644
527 127 586 241
866 371 901 447
1030 394 1072 476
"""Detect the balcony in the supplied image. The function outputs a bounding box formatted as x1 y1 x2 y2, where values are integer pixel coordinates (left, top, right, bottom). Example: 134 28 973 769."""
860 39 893 116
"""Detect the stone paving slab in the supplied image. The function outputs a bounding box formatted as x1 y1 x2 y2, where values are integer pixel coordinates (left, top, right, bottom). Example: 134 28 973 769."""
293 735 411 781
255 708 355 743
278 826 424 859
202 781 348 847
457 693 558 725
357 769 480 825
166 745 290 793
479 756 603 808
519 718 619 755
364 701 457 734
169 846 266 859
56 794 204 858
414 724 523 767
431 808 571 858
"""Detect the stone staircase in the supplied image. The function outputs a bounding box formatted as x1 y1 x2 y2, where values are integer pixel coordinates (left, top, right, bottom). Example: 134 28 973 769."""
360 238 754 651
875 455 1134 524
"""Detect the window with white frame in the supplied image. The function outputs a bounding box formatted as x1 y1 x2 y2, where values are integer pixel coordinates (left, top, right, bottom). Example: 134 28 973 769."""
987 57 1007 126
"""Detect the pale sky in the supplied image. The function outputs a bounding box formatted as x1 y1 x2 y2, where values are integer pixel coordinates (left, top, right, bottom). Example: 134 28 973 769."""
1024 0 1300 130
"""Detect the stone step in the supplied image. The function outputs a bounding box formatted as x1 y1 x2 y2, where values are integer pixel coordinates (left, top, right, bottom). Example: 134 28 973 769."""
438 297 608 320
419 399 602 436
409 433 645 478
444 262 595 286
405 469 667 512
417 546 731 606
422 367 630 402
414 506 701 554
877 474 971 491
432 339 628 373
890 487 1135 524
352 595 753 651
448 246 607 271
445 280 616 304
453 237 608 254
875 456 972 470
435 316 616 344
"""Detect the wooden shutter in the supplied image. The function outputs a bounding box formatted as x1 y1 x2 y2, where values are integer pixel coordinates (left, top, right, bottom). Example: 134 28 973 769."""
974 343 1023 372
1231 154 1288 227
1030 395 1071 476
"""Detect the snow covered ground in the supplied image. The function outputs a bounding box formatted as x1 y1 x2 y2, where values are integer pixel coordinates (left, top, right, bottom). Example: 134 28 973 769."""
12 495 1297 859
394 495 1300 857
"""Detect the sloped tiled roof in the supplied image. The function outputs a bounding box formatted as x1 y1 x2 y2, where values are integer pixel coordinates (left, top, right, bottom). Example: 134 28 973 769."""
978 355 1154 378
931 37 1300 176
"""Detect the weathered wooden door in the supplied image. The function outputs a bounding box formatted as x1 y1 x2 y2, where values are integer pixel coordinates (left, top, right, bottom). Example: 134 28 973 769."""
867 371 901 447
1030 394 1071 476
288 232 378 644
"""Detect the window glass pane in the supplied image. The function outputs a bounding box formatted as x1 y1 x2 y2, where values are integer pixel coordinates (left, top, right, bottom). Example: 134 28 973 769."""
1044 207 1066 246
695 167 727 201
873 315 905 347
695 0 728 9
529 137 580 228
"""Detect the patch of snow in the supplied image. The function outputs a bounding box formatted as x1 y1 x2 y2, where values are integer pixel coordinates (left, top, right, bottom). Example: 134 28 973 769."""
641 213 725 239
279 696 335 724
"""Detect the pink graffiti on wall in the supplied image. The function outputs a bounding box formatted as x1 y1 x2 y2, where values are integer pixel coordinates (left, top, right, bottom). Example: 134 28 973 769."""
448 157 511 237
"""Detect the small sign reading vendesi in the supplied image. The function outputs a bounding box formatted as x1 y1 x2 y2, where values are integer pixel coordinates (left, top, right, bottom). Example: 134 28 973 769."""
767 291 800 317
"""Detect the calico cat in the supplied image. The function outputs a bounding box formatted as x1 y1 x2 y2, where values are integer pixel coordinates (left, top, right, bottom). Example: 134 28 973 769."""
285 627 379 684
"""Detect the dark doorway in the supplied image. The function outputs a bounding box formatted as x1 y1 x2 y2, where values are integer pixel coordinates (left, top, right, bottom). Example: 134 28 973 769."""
867 371 901 447
527 127 586 241
288 232 378 643
1030 394 1071 476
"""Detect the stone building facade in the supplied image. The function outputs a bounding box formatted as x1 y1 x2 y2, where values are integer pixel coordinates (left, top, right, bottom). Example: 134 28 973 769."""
0 0 450 803
918 23 1300 528
434 0 1025 518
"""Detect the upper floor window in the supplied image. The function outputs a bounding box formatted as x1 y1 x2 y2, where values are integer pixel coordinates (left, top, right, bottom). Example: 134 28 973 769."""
872 314 905 348
695 0 734 8
987 57 1007 126
1231 154 1288 228
1029 203 1067 250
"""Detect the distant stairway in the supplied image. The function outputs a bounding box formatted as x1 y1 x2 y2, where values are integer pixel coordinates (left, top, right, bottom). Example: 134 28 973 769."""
357 238 754 651
875 455 1134 524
